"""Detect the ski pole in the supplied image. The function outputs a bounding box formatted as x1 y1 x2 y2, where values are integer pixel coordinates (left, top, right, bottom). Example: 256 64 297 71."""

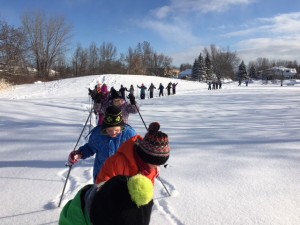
157 176 171 197
58 165 72 207
89 97 93 132
58 110 92 207
133 103 148 131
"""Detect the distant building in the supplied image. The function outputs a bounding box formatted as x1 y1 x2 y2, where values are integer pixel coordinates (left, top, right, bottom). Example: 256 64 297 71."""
178 69 192 79
259 66 297 79
170 68 180 77
271 66 297 78
146 67 179 77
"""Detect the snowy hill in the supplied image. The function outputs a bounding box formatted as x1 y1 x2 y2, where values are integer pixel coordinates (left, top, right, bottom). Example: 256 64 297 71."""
0 74 300 225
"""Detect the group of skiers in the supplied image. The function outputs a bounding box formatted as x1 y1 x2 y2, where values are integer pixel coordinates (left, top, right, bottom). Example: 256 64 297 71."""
238 79 249 86
120 81 179 100
59 82 171 225
207 80 222 90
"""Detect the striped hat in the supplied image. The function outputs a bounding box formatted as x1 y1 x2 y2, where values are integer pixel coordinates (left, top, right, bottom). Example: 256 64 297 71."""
136 122 170 165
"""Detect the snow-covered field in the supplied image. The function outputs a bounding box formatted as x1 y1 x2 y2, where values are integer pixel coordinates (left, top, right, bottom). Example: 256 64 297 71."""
0 74 300 225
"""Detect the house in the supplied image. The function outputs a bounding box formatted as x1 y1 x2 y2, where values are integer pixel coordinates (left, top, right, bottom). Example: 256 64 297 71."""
260 66 297 79
178 69 192 79
271 66 297 78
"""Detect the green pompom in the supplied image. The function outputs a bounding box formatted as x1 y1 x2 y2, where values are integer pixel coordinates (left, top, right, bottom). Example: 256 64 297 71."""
127 174 154 207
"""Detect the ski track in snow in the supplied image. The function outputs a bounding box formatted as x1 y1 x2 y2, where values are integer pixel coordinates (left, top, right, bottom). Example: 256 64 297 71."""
153 177 183 225
154 198 184 225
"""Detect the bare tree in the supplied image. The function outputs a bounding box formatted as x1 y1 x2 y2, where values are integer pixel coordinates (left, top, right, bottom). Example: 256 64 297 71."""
0 20 27 79
124 41 172 76
72 44 88 76
98 42 118 74
98 42 117 62
204 45 240 80
21 11 72 77
140 41 153 71
88 42 99 75
152 53 172 76
53 53 72 78
124 47 143 74
256 57 270 71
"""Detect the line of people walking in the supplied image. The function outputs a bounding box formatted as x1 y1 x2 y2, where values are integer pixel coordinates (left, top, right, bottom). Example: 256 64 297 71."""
59 82 172 225
135 81 178 99
207 80 222 90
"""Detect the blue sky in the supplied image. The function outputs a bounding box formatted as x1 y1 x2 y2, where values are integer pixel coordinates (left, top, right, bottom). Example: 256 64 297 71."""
1 0 300 67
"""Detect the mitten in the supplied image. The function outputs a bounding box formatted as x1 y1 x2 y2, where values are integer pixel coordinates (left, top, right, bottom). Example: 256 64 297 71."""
68 150 83 165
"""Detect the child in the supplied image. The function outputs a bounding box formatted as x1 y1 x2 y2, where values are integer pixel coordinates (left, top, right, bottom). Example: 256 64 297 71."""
59 174 154 225
68 106 136 182
96 122 170 185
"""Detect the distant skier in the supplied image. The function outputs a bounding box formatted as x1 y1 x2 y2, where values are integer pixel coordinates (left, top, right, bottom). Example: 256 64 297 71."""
172 82 178 95
212 82 216 90
119 84 128 99
208 82 212 90
158 83 164 97
89 83 110 125
238 79 242 86
148 83 156 98
128 84 135 97
166 82 172 95
137 83 147 99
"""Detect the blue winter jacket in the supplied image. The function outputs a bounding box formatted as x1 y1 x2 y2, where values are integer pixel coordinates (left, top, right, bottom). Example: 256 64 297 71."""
79 125 136 182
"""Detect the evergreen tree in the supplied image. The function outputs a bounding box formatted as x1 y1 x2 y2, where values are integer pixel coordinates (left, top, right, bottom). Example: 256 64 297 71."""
205 53 213 81
191 58 200 81
238 61 248 81
198 53 206 81
249 65 257 79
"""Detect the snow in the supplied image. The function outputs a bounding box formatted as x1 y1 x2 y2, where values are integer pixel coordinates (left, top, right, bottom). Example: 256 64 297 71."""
0 74 300 225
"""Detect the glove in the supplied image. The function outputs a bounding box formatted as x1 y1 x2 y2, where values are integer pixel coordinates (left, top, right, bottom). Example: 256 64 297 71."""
128 93 136 105
68 150 83 165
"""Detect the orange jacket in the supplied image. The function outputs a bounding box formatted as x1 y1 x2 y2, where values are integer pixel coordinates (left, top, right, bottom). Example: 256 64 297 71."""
95 135 158 184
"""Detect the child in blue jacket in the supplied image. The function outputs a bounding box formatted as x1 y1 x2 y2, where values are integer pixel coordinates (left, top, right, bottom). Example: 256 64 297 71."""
68 105 136 182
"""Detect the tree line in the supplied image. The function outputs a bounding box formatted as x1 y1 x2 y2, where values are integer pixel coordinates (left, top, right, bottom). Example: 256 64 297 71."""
188 45 299 82
1 11 299 85
0 12 173 84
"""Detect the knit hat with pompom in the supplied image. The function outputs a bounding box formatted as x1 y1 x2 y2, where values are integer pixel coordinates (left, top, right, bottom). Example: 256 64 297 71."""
127 174 153 207
136 122 170 165
90 174 154 225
